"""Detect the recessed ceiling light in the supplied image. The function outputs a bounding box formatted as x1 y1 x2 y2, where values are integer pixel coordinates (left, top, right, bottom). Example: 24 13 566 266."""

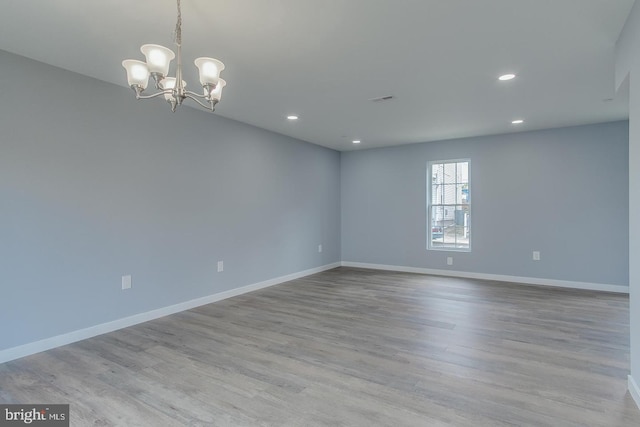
511 119 524 124
286 115 299 120
352 140 361 144
499 73 516 81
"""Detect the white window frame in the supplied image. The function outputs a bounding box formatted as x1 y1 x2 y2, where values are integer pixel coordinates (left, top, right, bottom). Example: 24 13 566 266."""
427 159 471 252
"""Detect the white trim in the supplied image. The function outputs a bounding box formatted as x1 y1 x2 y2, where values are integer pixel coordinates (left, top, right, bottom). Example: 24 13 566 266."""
629 375 640 410
1 260 628 365
341 261 629 294
427 159 471 252
0 262 340 364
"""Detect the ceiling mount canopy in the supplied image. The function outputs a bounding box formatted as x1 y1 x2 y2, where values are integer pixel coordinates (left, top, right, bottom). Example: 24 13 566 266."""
122 0 226 112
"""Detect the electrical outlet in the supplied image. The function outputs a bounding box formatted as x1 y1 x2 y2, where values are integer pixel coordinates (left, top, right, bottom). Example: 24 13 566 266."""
122 275 132 290
318 244 323 253
217 261 224 272
533 251 541 261
447 256 453 266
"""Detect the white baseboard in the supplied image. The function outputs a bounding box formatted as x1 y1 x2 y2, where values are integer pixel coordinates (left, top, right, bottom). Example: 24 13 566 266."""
341 261 629 294
0 262 340 364
629 375 640 410
0 260 627 365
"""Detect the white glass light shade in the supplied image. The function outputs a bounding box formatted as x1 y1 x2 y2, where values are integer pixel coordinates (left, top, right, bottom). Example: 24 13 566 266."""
159 78 187 101
140 44 175 76
194 57 225 85
122 60 150 89
209 78 226 102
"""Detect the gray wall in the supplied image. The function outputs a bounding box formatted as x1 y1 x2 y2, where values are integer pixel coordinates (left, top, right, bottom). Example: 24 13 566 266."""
341 121 629 286
0 50 341 351
0 47 630 355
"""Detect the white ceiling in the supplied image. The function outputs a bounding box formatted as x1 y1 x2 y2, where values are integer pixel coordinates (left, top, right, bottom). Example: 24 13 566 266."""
0 0 633 151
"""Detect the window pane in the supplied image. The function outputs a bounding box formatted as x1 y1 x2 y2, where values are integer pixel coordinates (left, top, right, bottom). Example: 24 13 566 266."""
456 183 470 205
431 183 442 204
453 205 470 249
443 184 456 205
430 206 445 244
431 205 445 228
432 163 444 185
457 161 468 183
443 163 456 184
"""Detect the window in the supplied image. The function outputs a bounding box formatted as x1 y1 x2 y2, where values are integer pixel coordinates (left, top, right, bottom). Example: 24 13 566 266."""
428 160 470 251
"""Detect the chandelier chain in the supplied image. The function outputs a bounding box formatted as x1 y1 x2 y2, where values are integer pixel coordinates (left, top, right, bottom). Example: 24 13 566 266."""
174 0 182 46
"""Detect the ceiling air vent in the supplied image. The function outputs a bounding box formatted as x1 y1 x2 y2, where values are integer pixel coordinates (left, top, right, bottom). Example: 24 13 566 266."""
370 95 394 102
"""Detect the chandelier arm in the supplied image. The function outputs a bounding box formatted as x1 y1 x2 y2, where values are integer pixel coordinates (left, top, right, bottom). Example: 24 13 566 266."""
184 90 209 100
135 90 173 100
184 92 216 111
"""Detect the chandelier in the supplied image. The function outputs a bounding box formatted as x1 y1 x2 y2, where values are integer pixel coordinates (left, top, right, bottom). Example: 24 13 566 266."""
122 0 226 112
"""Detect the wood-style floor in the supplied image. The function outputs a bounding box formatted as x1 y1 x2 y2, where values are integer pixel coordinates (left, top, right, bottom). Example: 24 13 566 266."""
1 267 639 426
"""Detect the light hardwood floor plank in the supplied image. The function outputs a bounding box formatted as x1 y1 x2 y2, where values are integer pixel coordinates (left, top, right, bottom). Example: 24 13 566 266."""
1 267 639 426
